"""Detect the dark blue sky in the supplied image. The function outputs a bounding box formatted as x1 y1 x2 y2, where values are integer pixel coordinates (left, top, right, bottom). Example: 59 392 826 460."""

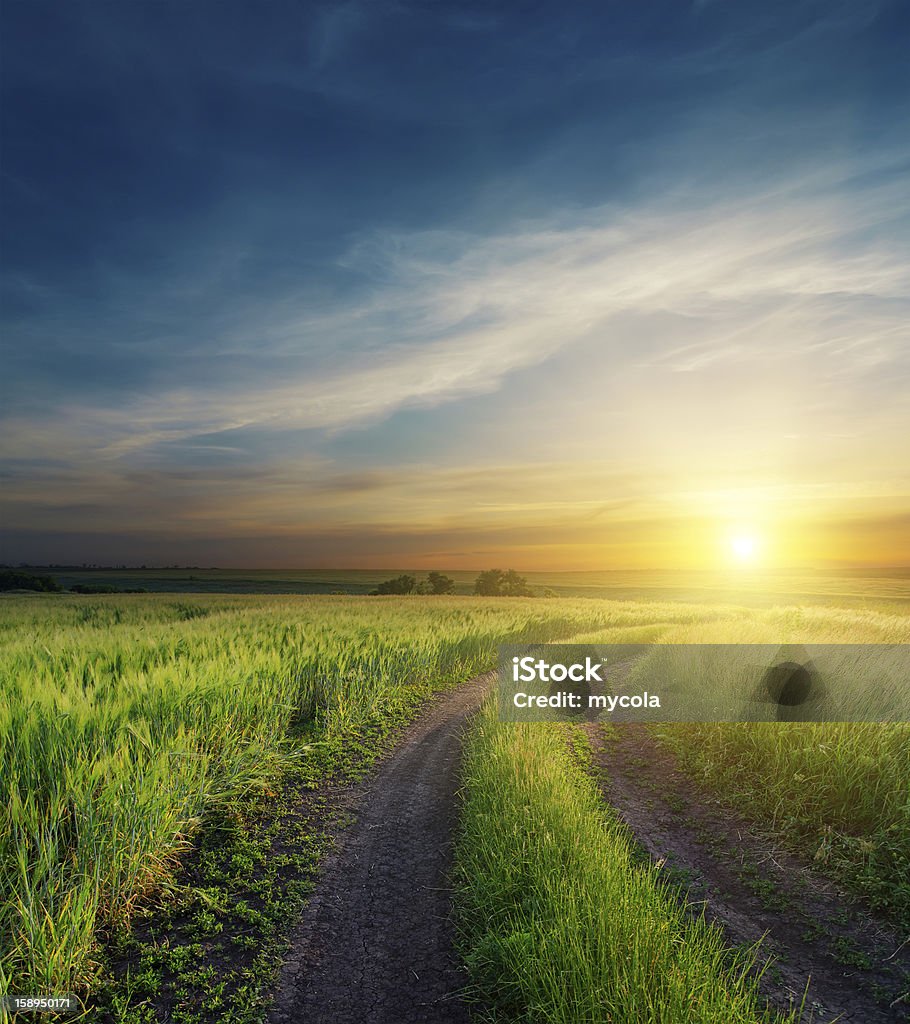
2 0 908 568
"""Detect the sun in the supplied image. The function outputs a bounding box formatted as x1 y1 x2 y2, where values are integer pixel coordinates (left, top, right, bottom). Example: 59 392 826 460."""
728 530 761 565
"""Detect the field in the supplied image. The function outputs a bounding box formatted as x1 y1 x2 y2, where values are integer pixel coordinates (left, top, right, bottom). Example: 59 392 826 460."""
0 597 626 995
1 583 908 1022
11 566 910 608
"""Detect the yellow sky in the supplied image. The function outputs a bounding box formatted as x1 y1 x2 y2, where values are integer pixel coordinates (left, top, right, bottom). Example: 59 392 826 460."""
3 175 908 569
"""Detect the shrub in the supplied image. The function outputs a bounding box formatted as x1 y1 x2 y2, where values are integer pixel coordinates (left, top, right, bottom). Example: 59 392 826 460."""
426 572 456 594
0 570 62 593
371 575 418 595
473 569 534 597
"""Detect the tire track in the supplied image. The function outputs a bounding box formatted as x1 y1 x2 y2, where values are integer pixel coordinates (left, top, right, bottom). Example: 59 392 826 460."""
267 673 491 1024
586 723 910 1023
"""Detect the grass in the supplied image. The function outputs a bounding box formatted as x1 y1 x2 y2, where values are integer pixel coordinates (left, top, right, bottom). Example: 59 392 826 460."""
0 593 703 1008
2 589 907 1018
454 699 789 1023
91 694 428 1023
630 607 910 925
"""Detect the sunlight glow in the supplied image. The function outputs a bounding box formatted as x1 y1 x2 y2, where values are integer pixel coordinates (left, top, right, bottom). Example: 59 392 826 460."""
729 531 760 564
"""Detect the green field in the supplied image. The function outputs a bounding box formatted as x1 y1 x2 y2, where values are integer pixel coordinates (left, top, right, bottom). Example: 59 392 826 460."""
9 566 910 608
457 701 788 1024
0 595 650 1002
1 586 908 1021
582 608 910 919
455 604 910 1023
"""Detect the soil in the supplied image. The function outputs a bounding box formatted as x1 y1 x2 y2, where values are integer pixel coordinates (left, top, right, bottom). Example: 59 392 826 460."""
267 673 491 1024
585 722 910 1023
263 667 909 1023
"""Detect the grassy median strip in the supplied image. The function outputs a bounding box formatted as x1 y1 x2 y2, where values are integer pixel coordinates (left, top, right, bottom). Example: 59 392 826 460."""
454 701 789 1024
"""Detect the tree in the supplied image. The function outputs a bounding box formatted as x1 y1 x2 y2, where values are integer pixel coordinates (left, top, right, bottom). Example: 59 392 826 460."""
371 574 418 595
474 568 504 595
473 568 534 597
500 569 535 596
0 570 62 593
426 571 456 595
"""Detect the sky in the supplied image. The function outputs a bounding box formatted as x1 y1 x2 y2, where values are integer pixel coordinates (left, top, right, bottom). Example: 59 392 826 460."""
1 0 908 571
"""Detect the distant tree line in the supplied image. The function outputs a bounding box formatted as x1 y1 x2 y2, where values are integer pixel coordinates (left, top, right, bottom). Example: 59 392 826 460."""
0 569 62 592
0 570 146 594
69 584 148 594
370 568 554 597
370 571 457 595
2 566 549 599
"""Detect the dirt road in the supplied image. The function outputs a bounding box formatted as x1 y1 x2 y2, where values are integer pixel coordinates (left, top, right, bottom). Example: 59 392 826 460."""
266 667 908 1023
267 673 491 1024
586 723 910 1023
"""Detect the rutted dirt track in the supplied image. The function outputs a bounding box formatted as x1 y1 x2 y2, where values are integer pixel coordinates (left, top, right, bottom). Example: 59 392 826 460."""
585 723 910 1023
267 668 909 1023
267 673 491 1024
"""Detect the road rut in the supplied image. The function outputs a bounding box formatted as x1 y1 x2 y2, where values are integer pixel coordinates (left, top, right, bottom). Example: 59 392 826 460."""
267 673 491 1024
586 723 910 1022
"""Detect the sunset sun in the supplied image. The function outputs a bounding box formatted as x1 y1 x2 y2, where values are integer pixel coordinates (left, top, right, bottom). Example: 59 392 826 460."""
728 531 761 565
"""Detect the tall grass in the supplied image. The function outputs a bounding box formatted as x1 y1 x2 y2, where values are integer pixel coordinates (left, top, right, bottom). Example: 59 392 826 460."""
455 700 788 1023
0 593 701 999
636 607 910 924
3 592 905 1004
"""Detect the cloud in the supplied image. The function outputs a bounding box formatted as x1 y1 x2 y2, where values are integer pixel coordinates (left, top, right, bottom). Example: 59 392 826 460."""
307 1 369 71
7 154 900 465
3 0 908 568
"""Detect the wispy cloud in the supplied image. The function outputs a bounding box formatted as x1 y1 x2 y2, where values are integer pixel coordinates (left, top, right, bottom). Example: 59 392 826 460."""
7 156 904 465
3 0 908 566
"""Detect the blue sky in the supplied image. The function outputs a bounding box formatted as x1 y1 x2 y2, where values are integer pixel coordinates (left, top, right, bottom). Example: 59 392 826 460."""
2 0 908 568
